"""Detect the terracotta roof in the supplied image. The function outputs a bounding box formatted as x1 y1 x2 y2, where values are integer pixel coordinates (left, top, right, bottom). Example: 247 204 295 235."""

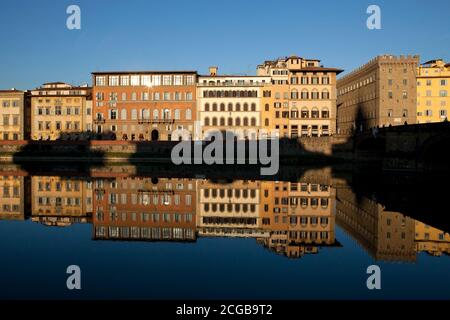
92 70 198 75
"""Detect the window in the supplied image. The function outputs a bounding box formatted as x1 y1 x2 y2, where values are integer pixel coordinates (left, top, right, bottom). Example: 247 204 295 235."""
186 75 195 85
441 79 448 86
120 76 129 86
426 80 432 86
388 109 393 117
301 108 309 118
110 110 117 120
402 91 408 99
425 109 432 116
163 75 172 85
322 89 330 99
321 108 329 118
291 90 298 99
186 92 193 100
174 75 183 85
174 109 181 120
388 91 393 99
95 76 106 86
439 110 447 117
55 106 62 115
311 108 319 118
185 108 192 120
130 75 140 86
440 90 448 97
402 109 408 117
152 75 161 86
141 75 151 86
109 76 119 86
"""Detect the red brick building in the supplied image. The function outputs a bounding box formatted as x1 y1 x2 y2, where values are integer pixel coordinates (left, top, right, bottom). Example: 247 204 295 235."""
92 71 197 141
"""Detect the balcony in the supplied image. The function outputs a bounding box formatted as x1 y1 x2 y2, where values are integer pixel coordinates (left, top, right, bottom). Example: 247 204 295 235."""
94 118 105 124
138 118 175 124
198 82 269 87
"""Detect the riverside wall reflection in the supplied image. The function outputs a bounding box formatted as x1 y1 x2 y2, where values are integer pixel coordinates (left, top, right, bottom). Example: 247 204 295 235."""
0 169 449 261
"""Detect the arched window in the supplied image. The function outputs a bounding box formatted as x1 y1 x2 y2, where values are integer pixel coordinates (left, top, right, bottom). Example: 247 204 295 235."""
311 89 319 99
204 117 210 126
322 89 330 99
301 107 309 118
243 117 249 126
205 103 210 111
235 117 241 126
163 109 170 119
153 109 159 120
301 89 309 99
311 107 319 118
265 118 269 126
212 117 218 126
220 103 225 111
251 103 256 111
174 109 180 120
228 103 233 111
131 109 138 120
321 108 329 118
228 118 233 126
235 103 241 111
212 103 218 111
142 109 149 120
265 104 269 111
251 117 256 126
291 108 298 119
291 89 298 99
243 103 249 111
185 108 192 120
121 109 127 120
220 117 225 126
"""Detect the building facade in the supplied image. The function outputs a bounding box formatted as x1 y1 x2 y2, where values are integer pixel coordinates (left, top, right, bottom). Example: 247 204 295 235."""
31 176 93 226
0 90 29 140
417 59 450 123
197 67 271 140
337 55 419 135
92 71 197 141
92 177 197 241
30 82 92 140
257 56 342 137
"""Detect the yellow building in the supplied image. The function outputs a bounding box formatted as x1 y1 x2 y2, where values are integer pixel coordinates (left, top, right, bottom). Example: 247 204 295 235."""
415 221 450 256
0 176 26 220
257 55 342 137
30 82 92 140
0 89 29 140
31 176 93 226
417 59 450 123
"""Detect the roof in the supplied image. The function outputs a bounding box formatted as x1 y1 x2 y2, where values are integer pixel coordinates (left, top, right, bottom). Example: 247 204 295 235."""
198 74 271 78
421 59 443 65
0 89 26 93
92 70 198 75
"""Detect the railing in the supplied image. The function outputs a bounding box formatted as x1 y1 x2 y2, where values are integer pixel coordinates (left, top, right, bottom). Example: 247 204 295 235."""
138 118 175 124
94 119 105 124
198 82 270 87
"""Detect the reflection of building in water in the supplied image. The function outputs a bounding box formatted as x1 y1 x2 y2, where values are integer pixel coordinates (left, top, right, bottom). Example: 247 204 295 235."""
31 176 93 226
92 177 197 242
197 176 339 259
0 176 26 220
259 180 338 258
415 221 450 256
336 187 421 262
197 180 268 238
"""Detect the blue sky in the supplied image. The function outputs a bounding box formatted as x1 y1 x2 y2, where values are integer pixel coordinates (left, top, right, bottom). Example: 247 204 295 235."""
0 0 449 89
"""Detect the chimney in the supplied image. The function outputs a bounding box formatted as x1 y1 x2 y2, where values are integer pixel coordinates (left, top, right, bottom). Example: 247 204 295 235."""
209 66 218 76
